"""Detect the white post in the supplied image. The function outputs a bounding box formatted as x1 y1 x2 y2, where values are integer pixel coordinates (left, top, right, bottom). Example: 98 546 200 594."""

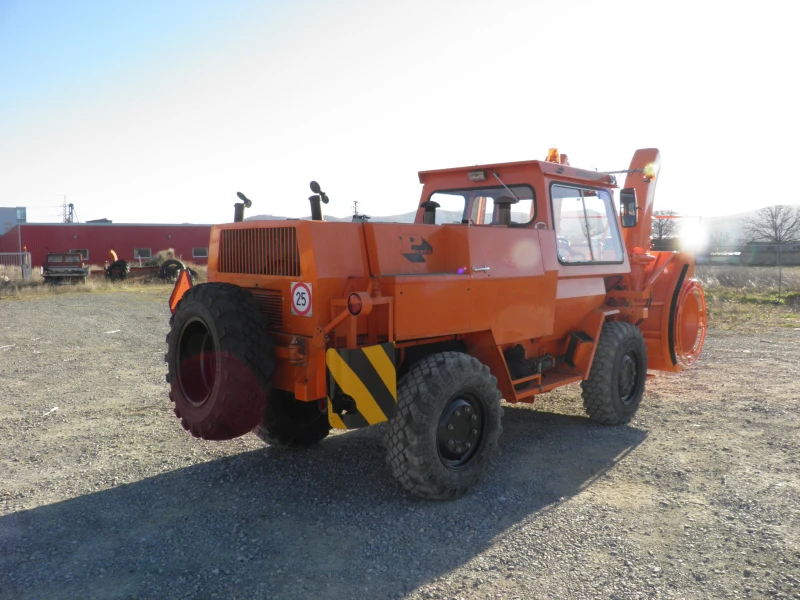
22 252 31 282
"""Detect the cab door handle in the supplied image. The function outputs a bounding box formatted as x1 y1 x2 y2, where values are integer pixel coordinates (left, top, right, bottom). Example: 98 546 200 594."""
472 266 491 272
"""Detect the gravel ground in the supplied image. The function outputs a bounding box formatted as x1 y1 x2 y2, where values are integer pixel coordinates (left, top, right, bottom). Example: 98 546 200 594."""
1 288 799 600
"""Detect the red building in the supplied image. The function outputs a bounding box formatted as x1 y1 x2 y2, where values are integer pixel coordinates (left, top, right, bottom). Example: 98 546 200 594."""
0 223 212 266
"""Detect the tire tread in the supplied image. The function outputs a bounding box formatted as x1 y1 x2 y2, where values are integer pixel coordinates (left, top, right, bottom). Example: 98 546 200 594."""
580 321 647 425
386 352 503 500
165 283 274 440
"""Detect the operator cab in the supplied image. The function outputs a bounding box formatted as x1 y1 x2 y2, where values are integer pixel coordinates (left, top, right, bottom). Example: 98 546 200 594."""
415 154 627 268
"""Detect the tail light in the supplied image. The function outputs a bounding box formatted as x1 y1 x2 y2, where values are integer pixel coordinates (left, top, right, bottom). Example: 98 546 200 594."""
348 293 363 316
347 292 373 317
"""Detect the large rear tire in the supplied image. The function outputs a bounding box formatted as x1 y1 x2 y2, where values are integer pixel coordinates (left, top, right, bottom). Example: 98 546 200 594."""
581 322 647 425
254 390 331 448
386 352 503 500
165 283 273 440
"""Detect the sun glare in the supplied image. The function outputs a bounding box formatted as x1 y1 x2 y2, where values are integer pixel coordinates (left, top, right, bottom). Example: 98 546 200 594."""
678 218 708 253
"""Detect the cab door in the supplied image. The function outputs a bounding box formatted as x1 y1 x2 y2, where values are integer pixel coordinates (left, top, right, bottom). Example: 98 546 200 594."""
548 183 630 338
467 226 558 345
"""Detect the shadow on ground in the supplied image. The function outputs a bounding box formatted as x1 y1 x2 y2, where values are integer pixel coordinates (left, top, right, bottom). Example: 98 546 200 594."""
1 406 647 600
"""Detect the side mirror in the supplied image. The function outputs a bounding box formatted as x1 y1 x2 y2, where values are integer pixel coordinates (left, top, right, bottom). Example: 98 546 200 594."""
620 188 638 228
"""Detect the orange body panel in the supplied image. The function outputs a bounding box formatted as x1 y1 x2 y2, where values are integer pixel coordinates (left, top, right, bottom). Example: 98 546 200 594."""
362 224 559 343
171 147 706 408
207 220 372 337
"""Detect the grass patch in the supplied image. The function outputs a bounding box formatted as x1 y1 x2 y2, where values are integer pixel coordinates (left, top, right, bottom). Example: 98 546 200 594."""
696 265 800 292
705 297 800 331
697 265 800 330
703 286 799 307
1 257 206 300
0 264 31 283
0 278 169 300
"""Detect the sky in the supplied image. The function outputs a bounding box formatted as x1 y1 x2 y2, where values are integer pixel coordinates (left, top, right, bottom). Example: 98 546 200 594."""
1 0 798 225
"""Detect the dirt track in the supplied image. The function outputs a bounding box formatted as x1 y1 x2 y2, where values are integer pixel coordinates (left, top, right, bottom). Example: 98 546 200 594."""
1 289 799 600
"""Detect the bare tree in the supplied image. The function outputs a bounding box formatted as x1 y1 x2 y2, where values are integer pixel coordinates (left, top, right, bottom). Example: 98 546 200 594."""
652 209 678 241
744 205 800 244
744 205 800 298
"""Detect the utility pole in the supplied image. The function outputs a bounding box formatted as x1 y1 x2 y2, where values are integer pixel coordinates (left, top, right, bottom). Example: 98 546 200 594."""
61 195 77 223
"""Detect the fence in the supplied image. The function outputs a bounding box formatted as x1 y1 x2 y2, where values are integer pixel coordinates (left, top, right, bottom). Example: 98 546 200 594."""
0 252 32 283
695 244 800 267
695 244 799 297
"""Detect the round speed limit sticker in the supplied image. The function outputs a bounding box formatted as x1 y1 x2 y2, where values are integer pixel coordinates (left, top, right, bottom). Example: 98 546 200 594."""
290 282 312 317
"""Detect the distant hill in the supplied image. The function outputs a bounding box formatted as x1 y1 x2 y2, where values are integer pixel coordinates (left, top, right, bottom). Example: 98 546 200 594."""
701 209 760 245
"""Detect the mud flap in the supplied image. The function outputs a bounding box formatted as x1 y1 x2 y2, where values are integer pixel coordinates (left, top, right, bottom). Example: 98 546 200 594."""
169 269 194 314
326 343 396 429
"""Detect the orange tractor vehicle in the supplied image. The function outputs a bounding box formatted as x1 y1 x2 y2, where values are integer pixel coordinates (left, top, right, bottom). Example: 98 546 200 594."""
165 148 706 499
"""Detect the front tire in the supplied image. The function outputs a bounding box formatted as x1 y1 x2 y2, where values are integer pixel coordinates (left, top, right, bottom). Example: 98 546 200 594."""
581 322 647 425
386 352 503 500
165 283 274 440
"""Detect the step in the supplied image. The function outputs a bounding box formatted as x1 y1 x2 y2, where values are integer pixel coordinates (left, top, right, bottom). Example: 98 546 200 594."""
539 369 584 393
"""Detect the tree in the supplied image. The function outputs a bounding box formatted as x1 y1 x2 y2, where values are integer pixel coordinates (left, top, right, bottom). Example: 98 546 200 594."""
652 209 678 241
744 205 800 244
744 205 800 299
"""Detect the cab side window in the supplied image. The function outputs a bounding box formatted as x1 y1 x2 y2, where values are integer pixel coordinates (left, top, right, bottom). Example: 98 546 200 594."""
429 192 468 224
481 195 534 226
429 185 535 226
551 185 623 264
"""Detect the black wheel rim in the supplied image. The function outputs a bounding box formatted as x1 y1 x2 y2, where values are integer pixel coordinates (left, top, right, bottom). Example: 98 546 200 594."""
436 394 484 470
618 350 640 405
177 318 217 406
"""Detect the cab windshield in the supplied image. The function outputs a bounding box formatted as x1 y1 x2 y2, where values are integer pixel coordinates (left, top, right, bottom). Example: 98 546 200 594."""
551 185 623 263
428 185 535 226
46 254 81 264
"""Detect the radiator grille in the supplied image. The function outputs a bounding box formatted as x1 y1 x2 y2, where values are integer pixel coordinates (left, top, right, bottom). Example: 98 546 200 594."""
251 290 283 331
219 227 300 276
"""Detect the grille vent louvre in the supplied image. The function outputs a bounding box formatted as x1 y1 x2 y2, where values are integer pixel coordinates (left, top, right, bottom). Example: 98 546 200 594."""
250 290 283 331
219 227 300 276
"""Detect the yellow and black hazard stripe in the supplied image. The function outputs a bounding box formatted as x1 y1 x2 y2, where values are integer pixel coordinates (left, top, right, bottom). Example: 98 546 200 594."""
325 342 396 429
